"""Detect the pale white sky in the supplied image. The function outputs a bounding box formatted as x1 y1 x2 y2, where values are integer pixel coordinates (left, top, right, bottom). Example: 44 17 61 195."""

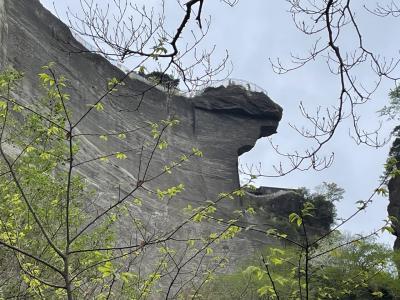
40 0 398 245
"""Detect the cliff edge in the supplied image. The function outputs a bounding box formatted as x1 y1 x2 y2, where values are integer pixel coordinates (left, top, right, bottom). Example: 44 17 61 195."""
0 0 287 261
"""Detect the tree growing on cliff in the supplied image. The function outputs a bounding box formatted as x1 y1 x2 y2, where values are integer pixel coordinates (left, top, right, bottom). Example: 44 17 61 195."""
144 71 180 91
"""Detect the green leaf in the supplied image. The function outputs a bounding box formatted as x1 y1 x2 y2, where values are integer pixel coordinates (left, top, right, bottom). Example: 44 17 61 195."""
192 147 203 157
133 198 142 206
270 257 284 265
297 217 303 227
138 65 146 74
47 126 60 136
243 266 260 275
382 226 394 234
277 232 288 239
233 189 245 197
206 247 213 255
115 152 127 160
100 156 109 162
246 207 256 215
158 140 168 150
120 272 136 284
209 233 218 239
26 146 36 153
98 262 114 278
257 285 273 296
0 101 7 110
93 102 104 111
376 187 388 196
371 291 384 298
289 212 299 223
12 104 23 112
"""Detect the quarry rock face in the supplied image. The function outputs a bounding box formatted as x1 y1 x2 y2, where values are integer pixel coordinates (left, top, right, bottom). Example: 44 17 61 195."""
0 0 309 271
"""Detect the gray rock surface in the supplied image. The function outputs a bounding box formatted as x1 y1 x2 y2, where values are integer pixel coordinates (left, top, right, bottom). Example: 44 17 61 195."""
0 0 325 282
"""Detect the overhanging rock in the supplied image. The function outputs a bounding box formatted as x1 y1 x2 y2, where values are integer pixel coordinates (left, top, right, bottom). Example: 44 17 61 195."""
0 0 292 269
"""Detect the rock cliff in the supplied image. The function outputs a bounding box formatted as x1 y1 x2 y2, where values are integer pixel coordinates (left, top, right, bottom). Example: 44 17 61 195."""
0 0 331 275
388 126 400 250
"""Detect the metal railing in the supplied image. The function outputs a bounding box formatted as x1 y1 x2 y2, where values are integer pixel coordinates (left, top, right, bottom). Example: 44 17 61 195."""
196 78 268 96
213 78 268 94
71 32 268 97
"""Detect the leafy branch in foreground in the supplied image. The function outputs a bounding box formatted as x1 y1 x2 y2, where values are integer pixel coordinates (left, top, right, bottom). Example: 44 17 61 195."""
203 236 400 300
0 67 238 299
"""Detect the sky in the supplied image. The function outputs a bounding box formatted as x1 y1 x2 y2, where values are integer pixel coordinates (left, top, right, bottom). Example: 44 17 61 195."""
39 0 399 246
